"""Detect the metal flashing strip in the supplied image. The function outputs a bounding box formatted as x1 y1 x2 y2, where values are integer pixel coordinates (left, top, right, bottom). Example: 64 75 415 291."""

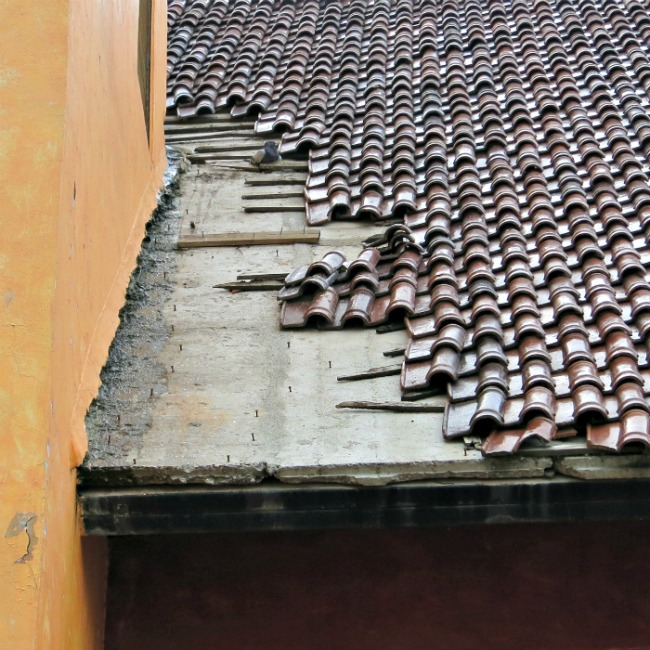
80 478 650 536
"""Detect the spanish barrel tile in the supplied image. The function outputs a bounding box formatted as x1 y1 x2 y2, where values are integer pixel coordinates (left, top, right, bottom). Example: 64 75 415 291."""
231 3 299 117
167 0 188 33
482 417 558 456
170 0 650 453
251 4 316 128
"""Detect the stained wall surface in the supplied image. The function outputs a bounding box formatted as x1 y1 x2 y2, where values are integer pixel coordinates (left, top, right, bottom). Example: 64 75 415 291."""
107 523 650 650
0 1 166 648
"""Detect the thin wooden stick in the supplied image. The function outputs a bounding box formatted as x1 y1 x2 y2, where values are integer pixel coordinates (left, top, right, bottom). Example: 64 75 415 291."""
337 365 402 382
178 230 320 249
213 281 283 292
335 401 444 412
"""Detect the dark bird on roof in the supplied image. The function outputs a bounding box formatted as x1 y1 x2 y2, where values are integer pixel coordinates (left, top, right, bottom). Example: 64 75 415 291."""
250 141 281 167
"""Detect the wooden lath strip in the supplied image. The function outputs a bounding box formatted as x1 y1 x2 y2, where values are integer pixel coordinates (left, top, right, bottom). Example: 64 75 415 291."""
243 202 304 213
187 156 308 171
244 174 307 186
242 190 304 200
213 280 284 292
335 401 445 412
165 115 255 128
336 364 402 382
193 143 264 153
166 130 263 143
187 152 257 162
236 273 288 281
177 230 320 249
383 347 406 358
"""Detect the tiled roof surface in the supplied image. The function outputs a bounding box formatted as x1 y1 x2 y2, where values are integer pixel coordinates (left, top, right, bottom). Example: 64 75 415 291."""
167 0 650 455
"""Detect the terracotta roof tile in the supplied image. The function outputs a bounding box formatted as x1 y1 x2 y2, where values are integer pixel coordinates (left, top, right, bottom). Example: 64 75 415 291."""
168 0 650 454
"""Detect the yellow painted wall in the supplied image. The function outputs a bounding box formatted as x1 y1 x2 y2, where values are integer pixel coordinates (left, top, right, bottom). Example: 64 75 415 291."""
0 1 167 647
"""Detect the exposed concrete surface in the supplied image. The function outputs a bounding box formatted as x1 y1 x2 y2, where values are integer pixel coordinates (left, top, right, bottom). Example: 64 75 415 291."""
84 131 638 486
555 454 650 480
85 151 184 468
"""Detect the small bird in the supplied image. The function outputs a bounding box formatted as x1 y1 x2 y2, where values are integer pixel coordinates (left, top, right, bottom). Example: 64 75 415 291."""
250 141 281 167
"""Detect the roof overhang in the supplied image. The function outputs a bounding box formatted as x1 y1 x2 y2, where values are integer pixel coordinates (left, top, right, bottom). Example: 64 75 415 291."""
80 477 650 535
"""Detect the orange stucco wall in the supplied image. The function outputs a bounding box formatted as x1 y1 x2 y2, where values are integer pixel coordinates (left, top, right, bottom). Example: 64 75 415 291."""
0 1 166 648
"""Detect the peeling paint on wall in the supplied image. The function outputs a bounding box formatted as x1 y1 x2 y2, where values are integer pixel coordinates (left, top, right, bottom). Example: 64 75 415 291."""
5 513 38 563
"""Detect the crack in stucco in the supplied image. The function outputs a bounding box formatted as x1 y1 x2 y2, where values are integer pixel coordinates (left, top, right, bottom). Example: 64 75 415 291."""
5 512 38 563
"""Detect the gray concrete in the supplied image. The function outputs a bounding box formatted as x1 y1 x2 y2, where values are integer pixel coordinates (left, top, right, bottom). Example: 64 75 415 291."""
555 454 650 480
83 130 646 486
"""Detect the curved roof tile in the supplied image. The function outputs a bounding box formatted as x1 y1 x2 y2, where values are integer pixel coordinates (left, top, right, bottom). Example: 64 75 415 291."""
168 0 650 453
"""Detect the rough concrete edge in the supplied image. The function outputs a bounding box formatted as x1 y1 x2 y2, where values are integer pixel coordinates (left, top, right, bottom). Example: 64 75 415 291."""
82 147 186 470
78 463 269 486
82 150 647 488
272 457 554 486
555 454 650 480
79 457 554 487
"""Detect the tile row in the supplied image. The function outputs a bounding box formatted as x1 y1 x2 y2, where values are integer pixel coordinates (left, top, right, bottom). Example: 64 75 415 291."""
169 0 650 453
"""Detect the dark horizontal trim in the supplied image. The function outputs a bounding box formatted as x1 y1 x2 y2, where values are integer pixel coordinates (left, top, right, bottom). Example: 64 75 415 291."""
79 478 650 536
